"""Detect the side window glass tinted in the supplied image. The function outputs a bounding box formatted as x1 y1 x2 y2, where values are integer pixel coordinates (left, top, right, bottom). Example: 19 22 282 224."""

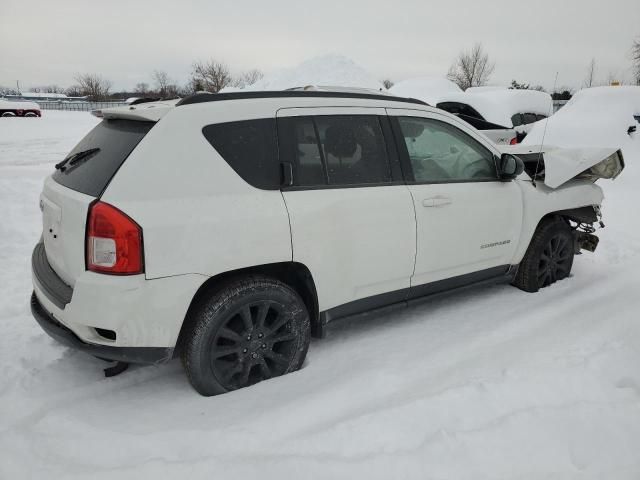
287 117 327 187
511 113 523 127
202 119 279 189
398 117 497 183
314 116 392 186
279 115 393 187
522 113 537 124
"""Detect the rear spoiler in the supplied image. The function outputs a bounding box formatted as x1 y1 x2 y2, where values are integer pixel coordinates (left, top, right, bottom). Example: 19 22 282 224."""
93 98 180 122
504 144 625 188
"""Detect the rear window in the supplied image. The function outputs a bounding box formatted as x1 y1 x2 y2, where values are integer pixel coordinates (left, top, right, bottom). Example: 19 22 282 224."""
202 119 280 190
52 119 153 197
437 102 485 121
511 114 523 127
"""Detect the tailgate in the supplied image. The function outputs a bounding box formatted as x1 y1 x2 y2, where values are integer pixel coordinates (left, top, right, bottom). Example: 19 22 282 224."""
41 118 154 287
40 177 94 287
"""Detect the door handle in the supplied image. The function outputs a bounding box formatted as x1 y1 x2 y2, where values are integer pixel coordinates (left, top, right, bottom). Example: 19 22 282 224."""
422 196 452 208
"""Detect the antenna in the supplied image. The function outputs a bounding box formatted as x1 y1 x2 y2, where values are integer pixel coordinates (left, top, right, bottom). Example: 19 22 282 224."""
532 71 558 187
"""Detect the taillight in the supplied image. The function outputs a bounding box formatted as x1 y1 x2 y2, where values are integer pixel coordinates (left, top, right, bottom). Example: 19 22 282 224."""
86 201 143 275
509 137 518 145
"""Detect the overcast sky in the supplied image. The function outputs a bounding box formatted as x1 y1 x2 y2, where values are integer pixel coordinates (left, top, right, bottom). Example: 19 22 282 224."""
1 0 638 92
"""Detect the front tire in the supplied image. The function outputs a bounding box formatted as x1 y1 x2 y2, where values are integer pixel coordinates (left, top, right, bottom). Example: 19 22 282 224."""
512 217 574 292
181 276 310 396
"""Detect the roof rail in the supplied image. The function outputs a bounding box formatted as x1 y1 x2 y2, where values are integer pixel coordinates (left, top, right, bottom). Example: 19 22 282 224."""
286 85 393 95
176 90 429 107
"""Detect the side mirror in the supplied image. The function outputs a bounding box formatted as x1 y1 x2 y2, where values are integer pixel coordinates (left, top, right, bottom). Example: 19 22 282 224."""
628 125 637 135
499 153 525 181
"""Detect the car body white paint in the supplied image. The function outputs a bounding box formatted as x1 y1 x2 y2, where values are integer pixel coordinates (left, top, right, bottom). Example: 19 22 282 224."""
32 94 616 351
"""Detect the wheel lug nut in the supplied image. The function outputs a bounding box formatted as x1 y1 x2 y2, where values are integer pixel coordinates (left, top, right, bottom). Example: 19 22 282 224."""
246 335 251 340
242 348 248 353
258 333 263 338
251 353 257 359
261 344 266 349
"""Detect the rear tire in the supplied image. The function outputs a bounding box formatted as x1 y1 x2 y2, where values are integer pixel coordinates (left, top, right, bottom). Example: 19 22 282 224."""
181 276 310 396
512 216 574 292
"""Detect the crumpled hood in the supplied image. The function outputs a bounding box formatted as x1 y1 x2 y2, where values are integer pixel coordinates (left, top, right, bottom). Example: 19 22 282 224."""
503 144 625 188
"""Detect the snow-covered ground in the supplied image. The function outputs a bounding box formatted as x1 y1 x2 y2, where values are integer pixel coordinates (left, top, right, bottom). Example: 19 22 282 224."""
1 110 640 479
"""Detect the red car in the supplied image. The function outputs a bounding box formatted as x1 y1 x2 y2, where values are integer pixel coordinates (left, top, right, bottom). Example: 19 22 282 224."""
0 99 41 117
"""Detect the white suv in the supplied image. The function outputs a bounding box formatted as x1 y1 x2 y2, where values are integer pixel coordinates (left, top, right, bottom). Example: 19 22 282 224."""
31 91 624 395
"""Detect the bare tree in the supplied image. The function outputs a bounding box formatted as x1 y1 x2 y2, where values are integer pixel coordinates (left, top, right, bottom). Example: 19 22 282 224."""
632 37 640 85
134 82 151 96
447 43 495 90
234 69 264 88
73 73 112 100
151 70 178 97
152 70 169 95
0 85 18 95
190 60 233 93
510 80 546 92
583 58 597 88
382 79 394 89
65 85 83 97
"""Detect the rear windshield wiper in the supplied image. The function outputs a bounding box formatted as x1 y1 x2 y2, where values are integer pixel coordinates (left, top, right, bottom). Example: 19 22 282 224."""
55 148 100 172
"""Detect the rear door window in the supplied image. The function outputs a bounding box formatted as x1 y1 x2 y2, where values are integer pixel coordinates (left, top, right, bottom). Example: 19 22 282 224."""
202 119 280 189
278 115 393 187
522 113 538 124
52 119 154 197
315 116 392 186
277 117 327 187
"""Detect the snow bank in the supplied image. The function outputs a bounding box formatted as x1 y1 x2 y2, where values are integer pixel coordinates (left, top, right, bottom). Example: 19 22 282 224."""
388 77 461 105
243 54 384 91
438 89 553 127
523 86 640 161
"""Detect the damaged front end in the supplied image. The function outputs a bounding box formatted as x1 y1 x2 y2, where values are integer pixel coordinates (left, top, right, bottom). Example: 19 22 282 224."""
504 145 625 189
556 205 603 254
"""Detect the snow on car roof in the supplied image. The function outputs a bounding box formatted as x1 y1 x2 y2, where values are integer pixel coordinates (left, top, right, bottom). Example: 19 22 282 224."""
235 54 384 92
388 77 462 105
0 99 40 110
13 92 67 98
465 86 508 94
523 86 640 160
437 89 553 127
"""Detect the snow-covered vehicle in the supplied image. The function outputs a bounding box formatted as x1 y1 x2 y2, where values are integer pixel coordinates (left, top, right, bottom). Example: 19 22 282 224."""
437 89 553 145
0 99 41 117
30 90 623 396
523 86 640 150
388 77 462 105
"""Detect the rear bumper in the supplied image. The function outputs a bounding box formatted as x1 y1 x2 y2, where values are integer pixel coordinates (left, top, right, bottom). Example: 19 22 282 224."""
31 241 207 354
31 292 172 364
